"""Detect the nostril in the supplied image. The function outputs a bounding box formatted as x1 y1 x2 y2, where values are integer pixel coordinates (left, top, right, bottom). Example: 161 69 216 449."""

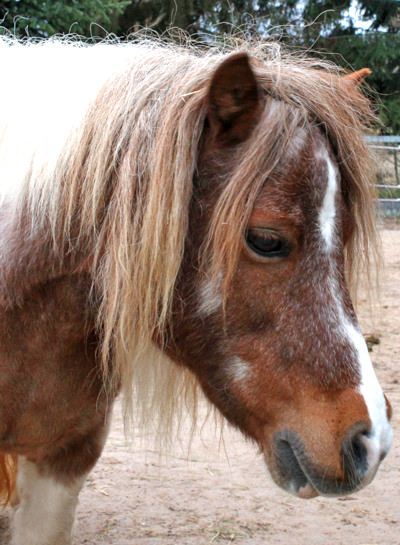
349 433 368 472
341 424 370 483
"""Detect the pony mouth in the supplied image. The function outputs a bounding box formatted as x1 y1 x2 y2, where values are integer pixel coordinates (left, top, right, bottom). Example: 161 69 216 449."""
272 434 319 499
271 428 372 499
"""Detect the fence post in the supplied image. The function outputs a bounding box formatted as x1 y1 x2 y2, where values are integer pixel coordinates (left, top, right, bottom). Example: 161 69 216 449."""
394 147 399 186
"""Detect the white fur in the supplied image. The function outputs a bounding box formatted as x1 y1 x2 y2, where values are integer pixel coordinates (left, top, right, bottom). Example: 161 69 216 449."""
319 154 338 250
126 342 202 442
0 40 155 205
328 275 391 466
346 323 393 458
227 356 251 385
11 457 87 545
198 272 223 316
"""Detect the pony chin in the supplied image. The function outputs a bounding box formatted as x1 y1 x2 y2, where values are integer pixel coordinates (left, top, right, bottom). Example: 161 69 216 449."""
263 447 321 499
296 483 319 499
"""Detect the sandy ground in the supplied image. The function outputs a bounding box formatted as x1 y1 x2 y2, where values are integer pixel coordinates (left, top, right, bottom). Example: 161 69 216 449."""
1 223 400 545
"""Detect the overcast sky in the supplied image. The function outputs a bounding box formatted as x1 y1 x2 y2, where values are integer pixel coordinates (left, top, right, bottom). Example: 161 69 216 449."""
347 0 373 31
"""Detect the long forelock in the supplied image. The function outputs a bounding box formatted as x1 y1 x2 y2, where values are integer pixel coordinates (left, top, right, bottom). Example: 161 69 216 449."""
204 55 378 306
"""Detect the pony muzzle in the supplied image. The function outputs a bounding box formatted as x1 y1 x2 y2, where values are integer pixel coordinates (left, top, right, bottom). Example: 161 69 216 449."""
271 423 391 499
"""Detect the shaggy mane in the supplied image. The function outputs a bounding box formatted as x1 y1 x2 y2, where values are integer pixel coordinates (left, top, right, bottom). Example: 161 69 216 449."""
0 36 378 442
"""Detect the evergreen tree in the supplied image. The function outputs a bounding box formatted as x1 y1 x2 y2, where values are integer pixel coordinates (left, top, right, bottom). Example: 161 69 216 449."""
0 0 129 38
299 1 400 133
358 0 400 30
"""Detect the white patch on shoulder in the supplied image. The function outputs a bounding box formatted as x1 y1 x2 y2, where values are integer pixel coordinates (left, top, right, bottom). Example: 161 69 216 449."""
11 457 87 545
198 272 223 317
319 155 338 250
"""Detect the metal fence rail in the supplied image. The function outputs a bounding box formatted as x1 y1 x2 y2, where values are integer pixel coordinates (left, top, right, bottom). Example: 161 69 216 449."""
365 136 400 216
367 139 400 188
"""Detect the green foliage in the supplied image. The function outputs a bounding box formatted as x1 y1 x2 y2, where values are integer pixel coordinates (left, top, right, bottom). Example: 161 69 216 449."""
0 0 129 38
302 0 351 31
378 187 400 199
314 30 400 133
115 0 301 37
381 95 400 134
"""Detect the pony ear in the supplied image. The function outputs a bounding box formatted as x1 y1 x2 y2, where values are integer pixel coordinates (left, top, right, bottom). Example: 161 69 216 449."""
207 52 262 144
342 68 371 87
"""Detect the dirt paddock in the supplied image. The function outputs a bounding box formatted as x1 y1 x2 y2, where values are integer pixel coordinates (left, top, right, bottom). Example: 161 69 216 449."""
1 223 399 545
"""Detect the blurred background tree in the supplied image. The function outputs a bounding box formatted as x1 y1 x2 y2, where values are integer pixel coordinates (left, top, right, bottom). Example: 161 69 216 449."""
0 1 129 37
0 0 399 132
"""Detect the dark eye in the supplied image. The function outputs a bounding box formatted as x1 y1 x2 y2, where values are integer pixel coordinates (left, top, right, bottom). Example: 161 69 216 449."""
245 228 290 258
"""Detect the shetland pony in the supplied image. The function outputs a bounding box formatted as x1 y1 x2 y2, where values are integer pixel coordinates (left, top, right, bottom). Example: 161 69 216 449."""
0 37 392 544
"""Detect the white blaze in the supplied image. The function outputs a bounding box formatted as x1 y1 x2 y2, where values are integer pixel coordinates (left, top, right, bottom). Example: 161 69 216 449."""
346 323 392 458
318 149 392 464
319 156 338 250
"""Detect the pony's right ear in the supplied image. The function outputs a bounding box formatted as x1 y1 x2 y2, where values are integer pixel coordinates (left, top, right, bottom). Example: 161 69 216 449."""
207 53 262 144
342 68 371 87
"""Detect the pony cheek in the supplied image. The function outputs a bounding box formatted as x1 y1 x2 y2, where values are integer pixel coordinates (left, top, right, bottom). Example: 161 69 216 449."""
224 360 293 438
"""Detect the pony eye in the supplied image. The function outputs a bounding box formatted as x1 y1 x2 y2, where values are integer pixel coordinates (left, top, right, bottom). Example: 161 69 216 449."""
245 228 290 258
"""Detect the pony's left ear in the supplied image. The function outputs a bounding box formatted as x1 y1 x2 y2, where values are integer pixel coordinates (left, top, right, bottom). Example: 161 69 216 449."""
207 52 262 144
342 68 371 86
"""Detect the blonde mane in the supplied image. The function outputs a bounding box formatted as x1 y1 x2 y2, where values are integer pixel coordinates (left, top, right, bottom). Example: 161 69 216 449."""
0 36 378 443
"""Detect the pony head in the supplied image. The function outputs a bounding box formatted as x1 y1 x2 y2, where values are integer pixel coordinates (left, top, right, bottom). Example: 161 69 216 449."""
166 52 392 498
